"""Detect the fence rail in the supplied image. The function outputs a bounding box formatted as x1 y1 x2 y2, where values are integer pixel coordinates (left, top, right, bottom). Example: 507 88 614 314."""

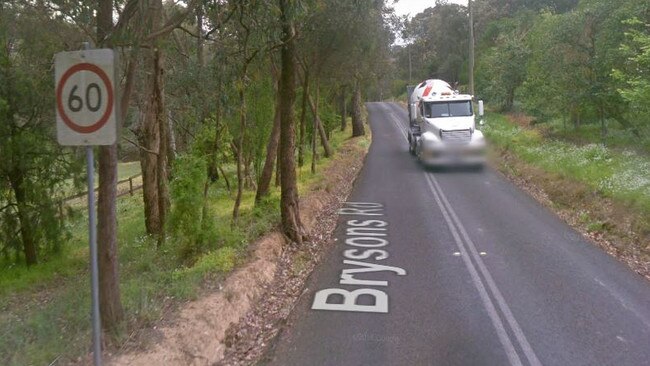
58 174 143 216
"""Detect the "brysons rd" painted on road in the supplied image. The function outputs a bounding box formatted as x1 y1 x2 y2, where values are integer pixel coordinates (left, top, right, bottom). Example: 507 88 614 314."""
311 202 407 313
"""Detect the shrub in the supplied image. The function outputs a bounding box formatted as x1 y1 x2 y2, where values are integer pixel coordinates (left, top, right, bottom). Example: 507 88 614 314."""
168 154 215 263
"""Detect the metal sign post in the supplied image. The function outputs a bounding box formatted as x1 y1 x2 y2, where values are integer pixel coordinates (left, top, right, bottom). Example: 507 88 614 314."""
87 145 101 366
55 43 117 366
83 42 101 366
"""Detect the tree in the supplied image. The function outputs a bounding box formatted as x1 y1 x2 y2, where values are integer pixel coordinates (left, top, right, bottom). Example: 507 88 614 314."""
135 0 171 244
278 0 304 244
613 15 650 135
476 12 533 111
351 80 365 137
0 3 83 266
255 58 281 203
96 0 125 332
403 3 469 83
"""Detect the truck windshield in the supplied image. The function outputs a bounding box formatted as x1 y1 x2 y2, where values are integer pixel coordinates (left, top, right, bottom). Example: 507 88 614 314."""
424 101 473 118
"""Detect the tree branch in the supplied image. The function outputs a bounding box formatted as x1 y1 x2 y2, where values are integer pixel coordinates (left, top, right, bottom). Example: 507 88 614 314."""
0 202 16 213
121 136 159 156
145 0 200 42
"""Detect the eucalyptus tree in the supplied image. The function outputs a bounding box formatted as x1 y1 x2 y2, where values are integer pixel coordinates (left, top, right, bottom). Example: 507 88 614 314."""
404 3 469 84
613 14 650 135
0 2 85 266
519 0 643 132
475 12 533 111
278 0 304 243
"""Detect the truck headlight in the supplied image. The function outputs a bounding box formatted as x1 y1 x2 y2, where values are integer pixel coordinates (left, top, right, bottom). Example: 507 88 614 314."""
471 130 486 145
420 131 440 146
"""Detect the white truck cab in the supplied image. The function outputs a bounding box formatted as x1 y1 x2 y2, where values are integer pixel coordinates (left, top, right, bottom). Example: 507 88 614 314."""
407 79 486 167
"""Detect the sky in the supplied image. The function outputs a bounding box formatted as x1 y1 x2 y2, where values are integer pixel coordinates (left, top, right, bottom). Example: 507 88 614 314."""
391 0 469 19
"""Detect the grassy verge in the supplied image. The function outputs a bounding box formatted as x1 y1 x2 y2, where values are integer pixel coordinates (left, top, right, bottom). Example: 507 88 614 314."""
0 123 366 366
483 112 650 276
533 115 650 155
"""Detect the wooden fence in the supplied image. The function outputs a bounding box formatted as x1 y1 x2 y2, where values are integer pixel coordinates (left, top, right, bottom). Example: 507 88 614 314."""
58 174 143 216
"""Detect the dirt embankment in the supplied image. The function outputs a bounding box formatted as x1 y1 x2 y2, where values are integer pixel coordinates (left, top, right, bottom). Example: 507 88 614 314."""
107 134 370 366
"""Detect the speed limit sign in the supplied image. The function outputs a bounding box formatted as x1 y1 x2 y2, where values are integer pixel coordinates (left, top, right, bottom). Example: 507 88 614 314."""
55 49 118 145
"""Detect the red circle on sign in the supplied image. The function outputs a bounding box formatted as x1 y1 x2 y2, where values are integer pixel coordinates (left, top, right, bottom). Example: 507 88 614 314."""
56 63 114 134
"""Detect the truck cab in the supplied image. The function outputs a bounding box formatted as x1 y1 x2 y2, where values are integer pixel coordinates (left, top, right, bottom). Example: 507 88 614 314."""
407 79 486 167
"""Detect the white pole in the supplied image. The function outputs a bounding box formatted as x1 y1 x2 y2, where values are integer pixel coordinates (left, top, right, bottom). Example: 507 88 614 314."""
469 0 475 96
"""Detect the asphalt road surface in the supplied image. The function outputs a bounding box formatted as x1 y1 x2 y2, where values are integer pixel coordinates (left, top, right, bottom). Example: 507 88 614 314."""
263 102 650 366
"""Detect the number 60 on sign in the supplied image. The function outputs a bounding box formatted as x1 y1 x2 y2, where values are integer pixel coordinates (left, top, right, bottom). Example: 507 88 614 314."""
55 49 118 146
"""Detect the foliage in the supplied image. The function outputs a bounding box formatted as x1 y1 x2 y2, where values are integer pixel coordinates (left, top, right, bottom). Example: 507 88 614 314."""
0 120 357 366
612 17 650 135
401 3 469 84
168 153 215 262
0 0 394 360
391 0 650 141
476 12 533 110
0 3 84 265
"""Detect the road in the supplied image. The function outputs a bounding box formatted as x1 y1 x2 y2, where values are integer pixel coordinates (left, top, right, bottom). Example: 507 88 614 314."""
262 102 650 366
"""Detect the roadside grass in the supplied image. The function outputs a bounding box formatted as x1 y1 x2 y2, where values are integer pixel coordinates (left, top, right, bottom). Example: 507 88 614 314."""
539 118 650 156
0 123 361 366
483 113 650 216
116 161 142 180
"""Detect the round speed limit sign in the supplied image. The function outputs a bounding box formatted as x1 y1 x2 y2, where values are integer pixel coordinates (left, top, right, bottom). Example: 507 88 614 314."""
55 49 118 146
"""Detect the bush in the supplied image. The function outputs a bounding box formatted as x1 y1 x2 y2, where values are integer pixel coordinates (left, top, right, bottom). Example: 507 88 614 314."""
171 247 239 283
168 154 215 263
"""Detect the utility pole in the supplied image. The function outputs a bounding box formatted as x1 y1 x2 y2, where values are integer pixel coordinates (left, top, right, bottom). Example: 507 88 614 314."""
468 0 475 96
408 42 412 84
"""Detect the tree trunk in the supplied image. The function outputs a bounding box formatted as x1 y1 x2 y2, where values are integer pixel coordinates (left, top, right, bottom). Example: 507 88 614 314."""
505 88 515 112
255 90 281 203
571 107 581 130
351 81 365 137
340 87 347 131
279 0 304 244
167 110 177 168
97 145 124 331
307 80 332 158
138 129 160 235
137 0 168 240
8 169 37 265
138 73 162 235
275 145 281 187
97 0 124 331
298 69 309 167
232 82 246 221
311 108 317 174
208 102 222 182
600 106 607 140
219 165 231 193
244 151 255 190
154 47 169 247
310 78 318 174
196 4 204 68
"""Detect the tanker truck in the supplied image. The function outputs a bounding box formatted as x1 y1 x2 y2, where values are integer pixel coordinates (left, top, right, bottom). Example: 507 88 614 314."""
406 79 486 167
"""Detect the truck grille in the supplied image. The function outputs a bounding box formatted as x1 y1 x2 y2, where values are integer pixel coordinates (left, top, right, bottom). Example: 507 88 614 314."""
440 129 471 144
